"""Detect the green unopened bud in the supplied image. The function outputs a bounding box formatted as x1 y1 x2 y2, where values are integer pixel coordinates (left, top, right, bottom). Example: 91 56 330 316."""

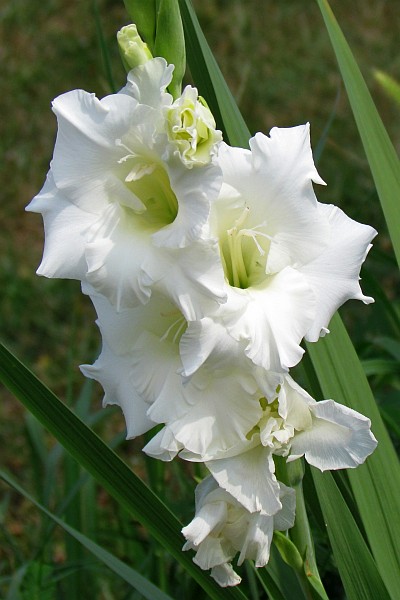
273 531 304 572
117 24 153 72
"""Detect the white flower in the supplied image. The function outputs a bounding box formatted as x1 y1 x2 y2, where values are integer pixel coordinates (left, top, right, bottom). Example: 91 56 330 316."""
26 58 225 319
183 125 377 372
80 282 278 454
204 375 377 514
85 279 377 518
182 476 295 587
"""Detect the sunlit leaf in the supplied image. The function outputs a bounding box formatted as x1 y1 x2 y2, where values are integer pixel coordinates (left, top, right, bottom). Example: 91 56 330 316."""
312 469 389 600
315 0 400 267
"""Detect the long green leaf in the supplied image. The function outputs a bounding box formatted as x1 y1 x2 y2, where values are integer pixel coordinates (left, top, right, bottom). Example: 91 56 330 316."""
0 343 246 600
306 316 400 598
312 469 389 600
179 0 250 147
315 0 400 267
0 469 173 600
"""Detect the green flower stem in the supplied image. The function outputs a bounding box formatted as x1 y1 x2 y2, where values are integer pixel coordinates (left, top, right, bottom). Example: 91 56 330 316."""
286 460 317 573
275 458 328 600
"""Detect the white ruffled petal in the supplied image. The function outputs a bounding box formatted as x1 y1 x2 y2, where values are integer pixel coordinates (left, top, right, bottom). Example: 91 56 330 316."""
181 501 228 546
85 203 152 309
123 57 173 109
51 89 145 211
302 203 377 341
144 240 227 321
134 333 262 458
249 124 326 190
26 173 94 280
210 564 242 587
143 427 182 461
206 446 282 516
289 399 378 470
169 372 262 458
131 332 184 417
225 268 316 371
80 341 154 438
216 126 329 276
237 512 274 567
274 483 296 532
182 475 295 587
179 317 247 377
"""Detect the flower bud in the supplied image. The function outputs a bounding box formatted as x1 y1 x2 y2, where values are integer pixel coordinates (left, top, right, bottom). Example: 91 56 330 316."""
117 24 153 72
165 87 222 167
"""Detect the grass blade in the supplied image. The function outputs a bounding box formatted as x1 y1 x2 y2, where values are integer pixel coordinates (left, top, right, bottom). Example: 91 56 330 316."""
0 469 174 600
0 343 247 600
179 0 250 147
312 469 389 600
315 0 400 267
306 315 400 598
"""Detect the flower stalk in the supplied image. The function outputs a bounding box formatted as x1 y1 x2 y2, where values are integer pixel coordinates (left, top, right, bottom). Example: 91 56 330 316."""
284 459 328 600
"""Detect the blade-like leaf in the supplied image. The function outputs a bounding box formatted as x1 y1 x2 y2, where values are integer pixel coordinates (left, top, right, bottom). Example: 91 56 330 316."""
179 0 250 147
0 343 247 600
0 469 174 600
312 469 389 600
306 316 400 598
315 0 400 267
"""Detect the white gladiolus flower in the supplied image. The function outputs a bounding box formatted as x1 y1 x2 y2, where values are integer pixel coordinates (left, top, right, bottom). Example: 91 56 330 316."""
204 376 378 514
80 283 278 452
182 476 295 587
182 125 377 372
26 16 380 591
144 371 376 515
82 282 376 517
26 58 225 319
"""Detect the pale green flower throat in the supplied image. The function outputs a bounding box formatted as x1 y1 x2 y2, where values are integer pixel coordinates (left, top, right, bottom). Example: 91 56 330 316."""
221 205 272 289
117 139 178 227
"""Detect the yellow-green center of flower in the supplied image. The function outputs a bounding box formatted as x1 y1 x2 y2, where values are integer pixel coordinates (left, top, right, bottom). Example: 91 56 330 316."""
117 140 178 228
220 206 271 289
246 393 294 454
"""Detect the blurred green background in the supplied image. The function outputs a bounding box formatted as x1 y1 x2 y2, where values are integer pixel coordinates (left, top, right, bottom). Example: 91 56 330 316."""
0 0 399 597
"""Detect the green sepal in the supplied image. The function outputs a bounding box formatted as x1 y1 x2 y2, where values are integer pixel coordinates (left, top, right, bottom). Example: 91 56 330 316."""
123 0 157 51
273 531 303 572
154 0 186 98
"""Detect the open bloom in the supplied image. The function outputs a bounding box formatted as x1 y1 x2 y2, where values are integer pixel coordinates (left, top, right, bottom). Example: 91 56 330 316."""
204 376 378 514
182 476 295 587
145 371 377 515
80 282 278 447
26 58 225 319
81 277 376 518
184 125 377 372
